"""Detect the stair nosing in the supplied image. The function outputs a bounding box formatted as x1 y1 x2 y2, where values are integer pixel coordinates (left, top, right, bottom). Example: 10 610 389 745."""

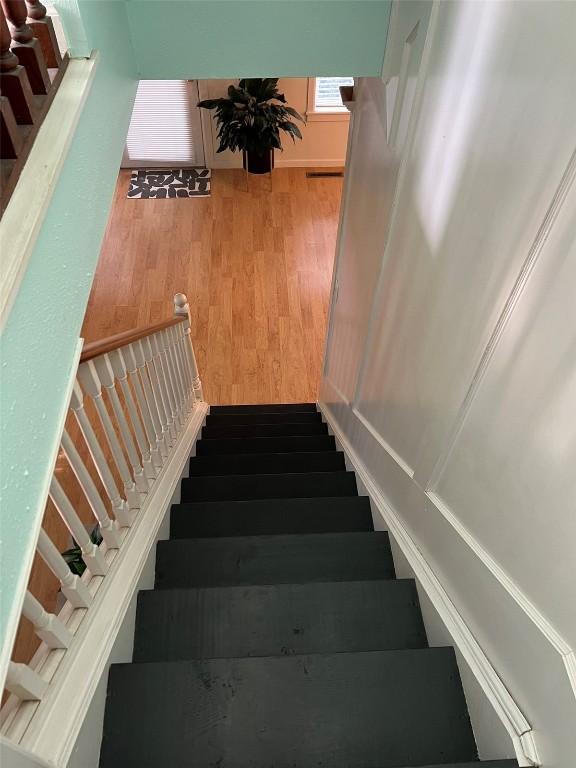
110 644 456 671
171 494 370 509
139 576 418 597
158 530 389 545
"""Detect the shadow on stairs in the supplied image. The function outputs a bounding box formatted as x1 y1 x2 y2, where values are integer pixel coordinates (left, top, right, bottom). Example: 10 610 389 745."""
99 402 518 768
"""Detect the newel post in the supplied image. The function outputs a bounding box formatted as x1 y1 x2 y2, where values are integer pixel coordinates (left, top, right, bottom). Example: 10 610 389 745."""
25 0 61 67
1 0 50 94
0 5 35 124
174 292 203 402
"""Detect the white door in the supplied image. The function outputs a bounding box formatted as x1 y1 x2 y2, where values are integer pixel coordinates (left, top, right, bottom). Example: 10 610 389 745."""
324 1 433 402
122 80 205 168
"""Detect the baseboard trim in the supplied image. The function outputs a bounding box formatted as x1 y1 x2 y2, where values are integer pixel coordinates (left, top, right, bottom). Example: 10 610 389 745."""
18 402 208 767
319 399 540 767
274 158 346 168
207 159 346 170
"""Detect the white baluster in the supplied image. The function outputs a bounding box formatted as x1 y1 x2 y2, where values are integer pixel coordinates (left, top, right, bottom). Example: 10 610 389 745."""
151 332 182 433
6 662 47 700
92 355 151 493
22 591 72 649
143 336 177 444
162 327 186 421
172 323 196 413
69 382 132 528
171 322 193 409
156 328 183 429
129 342 168 461
108 348 157 480
49 476 108 576
60 430 122 548
174 292 203 401
36 529 93 608
76 361 141 510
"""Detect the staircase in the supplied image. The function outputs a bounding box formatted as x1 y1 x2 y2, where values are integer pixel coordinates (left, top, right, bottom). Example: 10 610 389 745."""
99 403 517 768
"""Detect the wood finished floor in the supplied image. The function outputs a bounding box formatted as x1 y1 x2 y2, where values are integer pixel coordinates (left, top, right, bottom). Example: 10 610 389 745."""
82 168 343 404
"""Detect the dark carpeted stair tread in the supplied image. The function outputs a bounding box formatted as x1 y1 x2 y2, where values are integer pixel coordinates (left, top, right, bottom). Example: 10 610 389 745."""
133 579 428 663
181 470 357 502
188 451 345 477
202 422 328 439
206 411 322 425
155 531 395 589
196 434 336 456
209 403 317 414
170 496 373 538
100 648 477 768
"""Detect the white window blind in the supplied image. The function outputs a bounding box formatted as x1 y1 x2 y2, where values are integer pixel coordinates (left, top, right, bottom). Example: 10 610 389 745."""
124 80 204 167
314 77 354 110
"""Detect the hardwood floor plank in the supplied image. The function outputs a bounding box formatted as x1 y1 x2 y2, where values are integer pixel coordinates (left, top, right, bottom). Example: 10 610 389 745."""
81 168 343 405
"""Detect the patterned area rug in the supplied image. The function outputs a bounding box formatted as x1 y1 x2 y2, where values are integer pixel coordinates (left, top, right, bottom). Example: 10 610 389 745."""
128 168 211 199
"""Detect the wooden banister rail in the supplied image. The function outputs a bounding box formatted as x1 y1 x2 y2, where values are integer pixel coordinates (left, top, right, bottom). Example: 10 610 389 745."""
1 294 204 746
80 318 186 363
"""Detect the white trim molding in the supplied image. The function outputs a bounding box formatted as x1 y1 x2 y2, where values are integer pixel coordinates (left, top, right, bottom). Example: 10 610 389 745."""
319 400 540 768
352 406 415 479
0 55 98 331
12 403 208 766
274 158 346 169
427 490 576 704
306 76 352 122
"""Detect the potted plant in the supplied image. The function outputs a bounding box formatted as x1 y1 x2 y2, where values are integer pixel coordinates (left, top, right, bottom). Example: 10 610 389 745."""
198 78 304 174
62 526 103 576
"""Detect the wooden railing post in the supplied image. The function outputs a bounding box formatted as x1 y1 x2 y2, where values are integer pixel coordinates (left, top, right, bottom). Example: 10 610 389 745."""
69 381 132 528
141 336 176 445
5 661 47 700
174 292 204 401
25 0 61 67
49 476 109 577
22 590 72 648
60 430 123 549
77 362 143 510
36 528 93 608
125 342 167 462
92 354 151 493
1 0 50 94
150 332 182 434
108 349 157 480
0 93 22 157
0 6 34 123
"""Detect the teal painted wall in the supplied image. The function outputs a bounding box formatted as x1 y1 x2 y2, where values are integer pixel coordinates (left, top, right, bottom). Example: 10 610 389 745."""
127 1 392 78
0 1 137 677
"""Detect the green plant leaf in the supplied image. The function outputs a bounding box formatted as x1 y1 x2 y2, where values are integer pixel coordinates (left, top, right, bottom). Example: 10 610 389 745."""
199 79 303 155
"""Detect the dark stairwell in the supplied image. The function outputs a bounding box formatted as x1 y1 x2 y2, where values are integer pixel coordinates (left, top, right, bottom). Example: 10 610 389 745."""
99 402 518 768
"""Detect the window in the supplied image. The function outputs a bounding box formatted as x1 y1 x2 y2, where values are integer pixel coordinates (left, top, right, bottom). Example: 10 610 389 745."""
123 80 205 168
307 77 354 121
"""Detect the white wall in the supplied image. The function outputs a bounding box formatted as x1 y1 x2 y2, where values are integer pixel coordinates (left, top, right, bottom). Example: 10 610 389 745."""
199 79 350 168
321 2 576 766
